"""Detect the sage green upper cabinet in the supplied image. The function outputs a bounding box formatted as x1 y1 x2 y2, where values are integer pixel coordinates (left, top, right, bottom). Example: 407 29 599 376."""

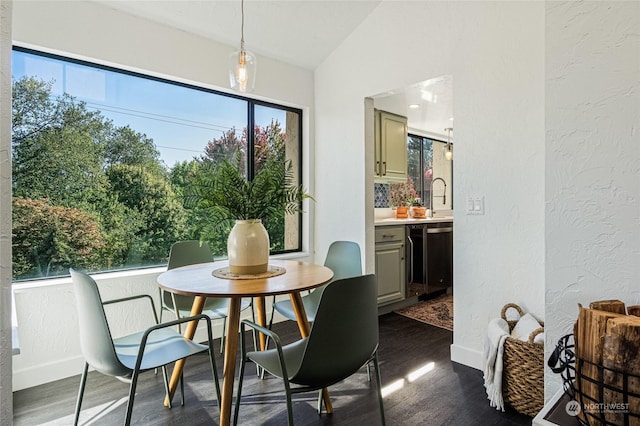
375 110 408 182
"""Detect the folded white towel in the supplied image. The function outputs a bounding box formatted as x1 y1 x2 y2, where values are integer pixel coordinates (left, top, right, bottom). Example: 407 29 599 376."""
483 317 510 411
510 313 541 342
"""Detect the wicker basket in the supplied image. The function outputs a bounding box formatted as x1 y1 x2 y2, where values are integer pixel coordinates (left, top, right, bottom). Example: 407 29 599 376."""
501 303 545 417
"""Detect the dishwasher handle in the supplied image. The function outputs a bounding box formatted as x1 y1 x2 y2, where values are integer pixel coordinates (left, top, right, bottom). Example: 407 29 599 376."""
426 227 453 234
406 234 414 286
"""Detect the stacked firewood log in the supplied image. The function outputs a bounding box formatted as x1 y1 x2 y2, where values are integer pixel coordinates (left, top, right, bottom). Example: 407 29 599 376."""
574 300 640 425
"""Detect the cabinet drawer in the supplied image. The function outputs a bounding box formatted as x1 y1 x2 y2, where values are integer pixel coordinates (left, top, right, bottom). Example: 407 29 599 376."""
375 226 405 243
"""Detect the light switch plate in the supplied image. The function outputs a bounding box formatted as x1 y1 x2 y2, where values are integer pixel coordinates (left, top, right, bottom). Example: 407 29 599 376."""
466 196 485 215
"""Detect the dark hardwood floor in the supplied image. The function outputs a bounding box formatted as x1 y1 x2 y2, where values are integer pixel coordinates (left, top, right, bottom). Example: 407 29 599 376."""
13 313 533 425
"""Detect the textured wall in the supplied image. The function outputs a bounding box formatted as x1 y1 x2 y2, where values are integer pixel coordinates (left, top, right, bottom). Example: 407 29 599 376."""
545 1 640 398
12 272 163 390
0 0 13 421
316 1 545 369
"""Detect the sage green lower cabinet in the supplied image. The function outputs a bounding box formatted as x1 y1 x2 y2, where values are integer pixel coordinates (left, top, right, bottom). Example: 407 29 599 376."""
375 226 406 305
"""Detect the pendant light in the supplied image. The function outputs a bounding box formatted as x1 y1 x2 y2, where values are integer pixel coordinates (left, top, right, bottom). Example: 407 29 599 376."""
229 0 256 93
444 127 453 161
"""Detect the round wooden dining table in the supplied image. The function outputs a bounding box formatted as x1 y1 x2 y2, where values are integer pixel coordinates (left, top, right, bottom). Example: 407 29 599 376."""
157 259 334 426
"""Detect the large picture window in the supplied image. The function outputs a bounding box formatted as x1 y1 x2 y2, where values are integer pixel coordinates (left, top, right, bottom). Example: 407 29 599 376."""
11 47 303 281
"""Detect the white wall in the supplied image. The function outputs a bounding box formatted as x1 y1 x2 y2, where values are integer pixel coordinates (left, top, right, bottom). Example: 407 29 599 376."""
12 270 165 391
545 1 640 398
315 1 545 370
10 0 316 391
316 0 640 404
1 0 13 422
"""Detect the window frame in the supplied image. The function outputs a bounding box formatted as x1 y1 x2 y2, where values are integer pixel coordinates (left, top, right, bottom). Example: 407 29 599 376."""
11 45 305 281
407 133 452 210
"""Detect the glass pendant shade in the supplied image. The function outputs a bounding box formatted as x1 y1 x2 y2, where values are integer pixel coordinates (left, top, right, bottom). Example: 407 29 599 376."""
229 0 256 93
229 49 256 93
444 144 453 161
444 127 453 160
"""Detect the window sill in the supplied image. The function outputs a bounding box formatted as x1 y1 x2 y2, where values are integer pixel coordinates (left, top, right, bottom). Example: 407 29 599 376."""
11 252 310 290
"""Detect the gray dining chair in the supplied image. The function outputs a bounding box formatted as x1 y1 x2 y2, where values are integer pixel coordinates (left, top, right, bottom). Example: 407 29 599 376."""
234 274 385 426
268 240 362 326
160 240 253 353
70 268 220 426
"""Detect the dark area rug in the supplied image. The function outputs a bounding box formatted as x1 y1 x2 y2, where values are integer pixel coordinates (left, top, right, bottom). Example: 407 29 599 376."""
394 293 453 331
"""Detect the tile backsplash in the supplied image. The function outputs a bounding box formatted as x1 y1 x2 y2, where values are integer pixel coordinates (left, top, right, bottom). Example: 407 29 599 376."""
374 183 390 208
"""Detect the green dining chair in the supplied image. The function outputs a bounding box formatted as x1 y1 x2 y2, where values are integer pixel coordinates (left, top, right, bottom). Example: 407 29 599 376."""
268 240 362 326
234 274 385 426
160 240 253 353
70 268 220 426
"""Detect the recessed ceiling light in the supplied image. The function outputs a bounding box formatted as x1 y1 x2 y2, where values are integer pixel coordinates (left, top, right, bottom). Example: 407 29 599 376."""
449 117 454 121
408 104 420 109
421 90 433 102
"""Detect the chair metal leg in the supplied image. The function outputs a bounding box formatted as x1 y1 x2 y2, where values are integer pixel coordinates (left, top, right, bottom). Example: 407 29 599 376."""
161 365 172 408
220 317 227 354
156 289 164 376
267 295 276 330
250 301 257 355
278 356 295 426
233 325 248 426
124 369 140 426
263 295 277 352
248 302 262 377
284 386 294 426
180 372 185 407
232 357 247 426
170 293 183 334
208 346 221 409
158 288 163 321
73 362 89 426
317 389 323 415
373 353 386 426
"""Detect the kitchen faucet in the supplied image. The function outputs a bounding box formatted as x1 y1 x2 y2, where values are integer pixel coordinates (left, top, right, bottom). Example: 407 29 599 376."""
428 177 447 217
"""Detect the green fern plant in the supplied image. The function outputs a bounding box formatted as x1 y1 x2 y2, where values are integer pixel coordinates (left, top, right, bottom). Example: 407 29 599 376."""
184 158 312 231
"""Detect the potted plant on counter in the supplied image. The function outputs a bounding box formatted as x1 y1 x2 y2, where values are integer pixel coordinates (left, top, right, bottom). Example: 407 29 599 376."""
411 197 427 219
389 181 412 218
184 157 312 275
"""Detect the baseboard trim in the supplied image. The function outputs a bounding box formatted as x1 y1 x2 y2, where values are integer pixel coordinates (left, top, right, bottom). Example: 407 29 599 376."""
450 343 483 370
13 355 85 391
12 321 229 391
12 314 291 391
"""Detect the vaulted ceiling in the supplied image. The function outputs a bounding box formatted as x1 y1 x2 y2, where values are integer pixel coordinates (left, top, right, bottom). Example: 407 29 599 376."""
93 0 452 137
94 0 382 70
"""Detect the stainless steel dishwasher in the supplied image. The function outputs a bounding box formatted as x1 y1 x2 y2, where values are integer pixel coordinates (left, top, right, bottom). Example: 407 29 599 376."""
406 222 453 300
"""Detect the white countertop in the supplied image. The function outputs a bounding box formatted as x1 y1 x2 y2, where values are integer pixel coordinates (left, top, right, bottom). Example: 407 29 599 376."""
375 216 453 226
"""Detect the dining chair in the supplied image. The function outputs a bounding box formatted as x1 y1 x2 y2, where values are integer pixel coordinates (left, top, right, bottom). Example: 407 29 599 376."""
160 240 253 352
70 268 220 426
268 240 362 326
233 274 385 426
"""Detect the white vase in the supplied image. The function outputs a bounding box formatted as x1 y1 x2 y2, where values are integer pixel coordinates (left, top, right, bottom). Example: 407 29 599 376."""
227 219 270 275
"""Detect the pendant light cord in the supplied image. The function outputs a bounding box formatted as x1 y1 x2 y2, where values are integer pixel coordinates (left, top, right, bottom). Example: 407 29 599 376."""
240 0 245 50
